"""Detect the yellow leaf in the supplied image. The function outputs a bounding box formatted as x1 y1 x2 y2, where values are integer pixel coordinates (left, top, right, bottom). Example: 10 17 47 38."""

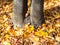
33 36 39 42
35 31 40 36
8 29 16 36
27 25 34 33
49 29 56 33
24 32 29 38
7 43 11 45
5 34 10 40
3 15 6 19
35 30 48 37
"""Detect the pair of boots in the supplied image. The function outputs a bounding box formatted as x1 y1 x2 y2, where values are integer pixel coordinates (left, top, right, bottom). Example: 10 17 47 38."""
12 0 45 28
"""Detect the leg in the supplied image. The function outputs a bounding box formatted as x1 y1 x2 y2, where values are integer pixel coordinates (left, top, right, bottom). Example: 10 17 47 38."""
12 0 25 28
30 0 45 28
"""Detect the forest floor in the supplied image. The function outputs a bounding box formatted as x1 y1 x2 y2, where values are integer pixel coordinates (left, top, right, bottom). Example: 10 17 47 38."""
0 0 60 45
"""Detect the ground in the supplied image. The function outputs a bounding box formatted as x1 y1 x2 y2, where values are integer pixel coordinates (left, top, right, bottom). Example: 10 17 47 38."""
0 0 60 45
